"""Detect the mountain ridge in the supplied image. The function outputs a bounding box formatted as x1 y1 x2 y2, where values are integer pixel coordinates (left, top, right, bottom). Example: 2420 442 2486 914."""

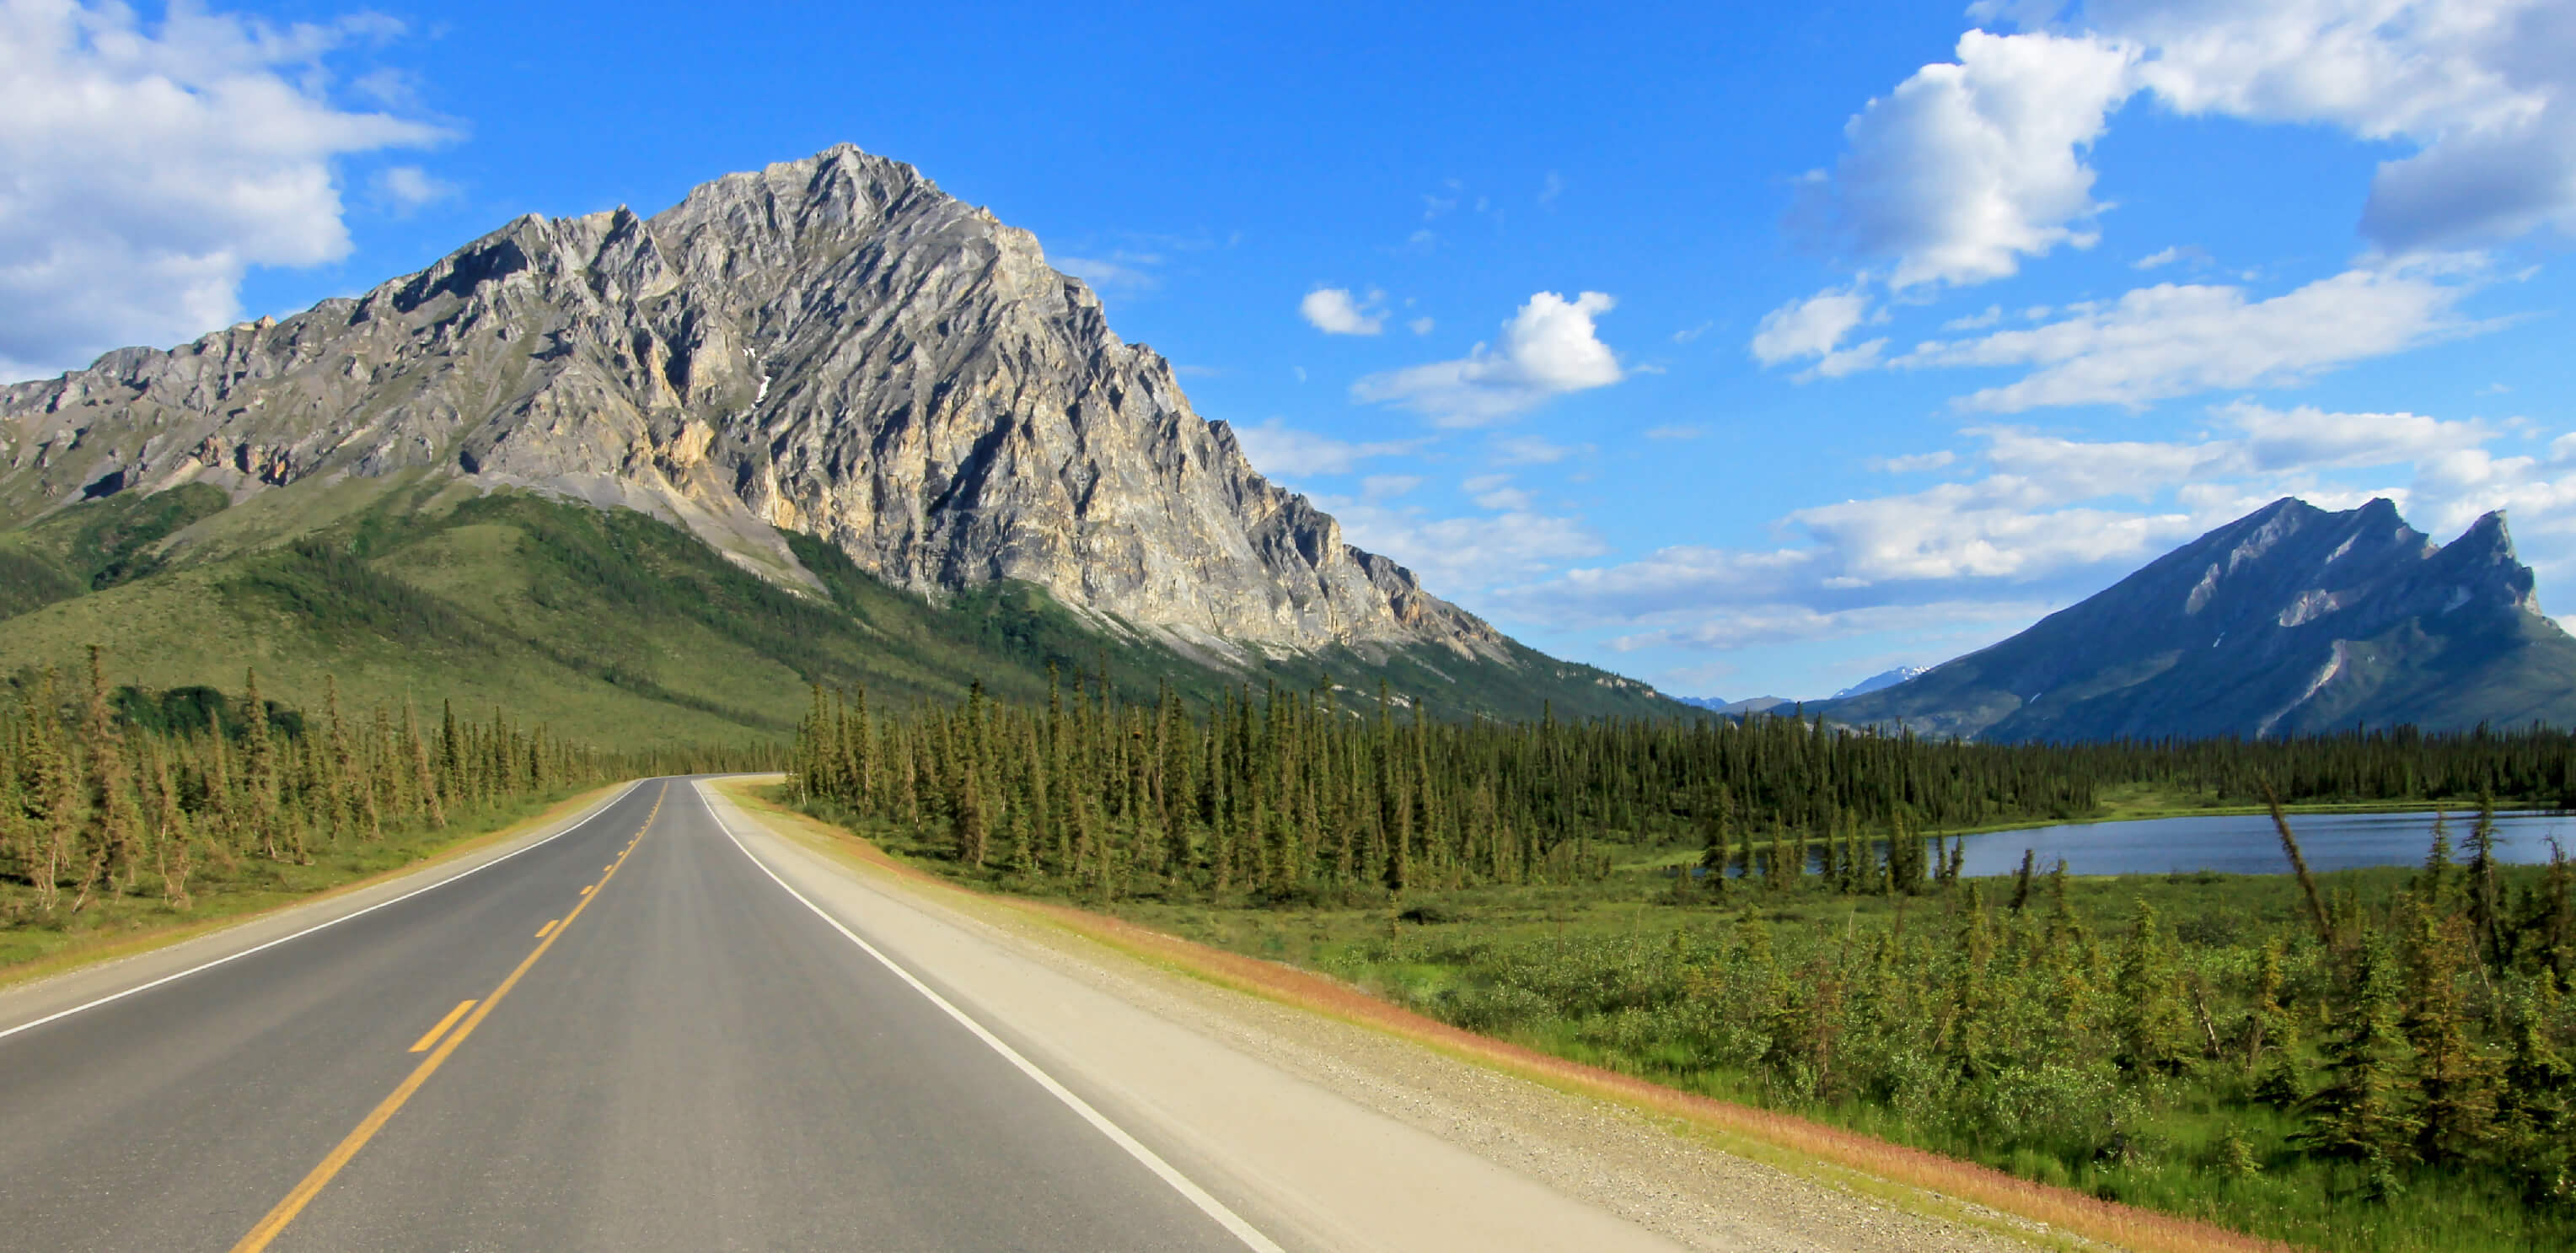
1816 497 2576 741
0 144 1500 669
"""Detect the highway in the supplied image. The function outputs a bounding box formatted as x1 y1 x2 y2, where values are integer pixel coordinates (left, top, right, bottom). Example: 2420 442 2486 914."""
0 778 1264 1252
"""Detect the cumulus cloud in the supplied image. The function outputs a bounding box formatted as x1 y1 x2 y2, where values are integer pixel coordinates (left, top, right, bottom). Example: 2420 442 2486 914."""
371 164 453 212
0 0 450 380
1823 2 2576 274
1894 261 2482 411
1323 495 1607 595
2090 0 2576 250
1751 288 1870 363
1227 419 1424 479
1353 291 1623 427
1799 30 2136 289
1299 286 1384 336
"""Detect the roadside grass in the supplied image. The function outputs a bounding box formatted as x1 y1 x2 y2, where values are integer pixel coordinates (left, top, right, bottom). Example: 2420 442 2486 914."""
721 779 2301 1253
0 782 620 990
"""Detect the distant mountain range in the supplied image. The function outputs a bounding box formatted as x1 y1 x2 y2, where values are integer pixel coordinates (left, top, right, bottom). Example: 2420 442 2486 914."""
1816 497 2576 741
1677 695 1793 716
1832 666 1926 700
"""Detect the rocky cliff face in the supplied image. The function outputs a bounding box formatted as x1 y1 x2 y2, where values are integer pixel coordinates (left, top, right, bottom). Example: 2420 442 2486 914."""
1818 497 2576 740
0 145 1503 661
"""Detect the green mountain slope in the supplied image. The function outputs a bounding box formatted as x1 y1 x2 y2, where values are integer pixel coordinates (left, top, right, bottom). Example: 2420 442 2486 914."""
0 479 1690 747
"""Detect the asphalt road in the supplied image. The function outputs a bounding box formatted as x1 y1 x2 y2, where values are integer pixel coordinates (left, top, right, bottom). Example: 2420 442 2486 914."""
0 777 1264 1252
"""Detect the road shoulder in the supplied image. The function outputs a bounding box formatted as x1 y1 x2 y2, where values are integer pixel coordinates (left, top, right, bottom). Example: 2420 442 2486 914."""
707 779 2073 1253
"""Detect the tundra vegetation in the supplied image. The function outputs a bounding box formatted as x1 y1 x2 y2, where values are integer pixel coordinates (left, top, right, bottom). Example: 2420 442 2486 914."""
0 650 773 971
790 675 2576 1251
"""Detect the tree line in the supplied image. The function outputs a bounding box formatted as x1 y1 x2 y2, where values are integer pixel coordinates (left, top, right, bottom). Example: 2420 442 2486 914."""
790 675 2576 904
1 648 775 919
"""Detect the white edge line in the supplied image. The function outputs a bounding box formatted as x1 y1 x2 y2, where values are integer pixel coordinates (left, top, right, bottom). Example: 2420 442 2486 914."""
693 781 1286 1253
0 779 652 1046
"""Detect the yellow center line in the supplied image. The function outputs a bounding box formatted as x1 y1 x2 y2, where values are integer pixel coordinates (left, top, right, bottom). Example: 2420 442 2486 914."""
405 1000 476 1054
229 783 668 1253
534 919 558 939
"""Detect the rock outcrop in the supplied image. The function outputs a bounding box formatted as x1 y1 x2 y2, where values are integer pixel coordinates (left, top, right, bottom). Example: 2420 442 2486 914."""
1817 497 2576 740
0 145 1504 661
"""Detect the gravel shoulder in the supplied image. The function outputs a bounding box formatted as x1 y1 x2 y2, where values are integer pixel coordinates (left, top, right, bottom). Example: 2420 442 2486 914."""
712 781 2077 1253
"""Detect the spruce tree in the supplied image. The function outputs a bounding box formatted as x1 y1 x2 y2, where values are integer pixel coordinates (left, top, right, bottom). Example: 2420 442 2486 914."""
2298 933 2423 1169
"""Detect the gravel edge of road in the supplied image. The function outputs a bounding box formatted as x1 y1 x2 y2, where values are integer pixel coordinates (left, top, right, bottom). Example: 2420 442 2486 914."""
719 782 2112 1253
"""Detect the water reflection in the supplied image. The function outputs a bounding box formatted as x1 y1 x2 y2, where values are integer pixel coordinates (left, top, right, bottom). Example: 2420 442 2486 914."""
1951 809 2573 877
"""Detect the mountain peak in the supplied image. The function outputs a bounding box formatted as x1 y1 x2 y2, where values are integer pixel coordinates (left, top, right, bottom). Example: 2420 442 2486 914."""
1821 496 2575 740
0 144 1507 664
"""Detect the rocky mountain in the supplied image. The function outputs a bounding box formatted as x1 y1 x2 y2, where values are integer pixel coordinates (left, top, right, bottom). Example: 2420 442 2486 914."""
1830 666 1925 701
0 144 1496 664
0 146 1686 740
1817 497 2576 742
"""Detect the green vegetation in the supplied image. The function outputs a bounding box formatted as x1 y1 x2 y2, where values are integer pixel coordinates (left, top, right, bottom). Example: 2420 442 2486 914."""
0 476 1692 749
0 483 230 618
0 650 774 973
786 680 2576 1250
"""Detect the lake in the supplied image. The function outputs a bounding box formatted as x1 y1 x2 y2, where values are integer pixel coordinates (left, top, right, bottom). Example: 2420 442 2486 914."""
1950 809 2574 878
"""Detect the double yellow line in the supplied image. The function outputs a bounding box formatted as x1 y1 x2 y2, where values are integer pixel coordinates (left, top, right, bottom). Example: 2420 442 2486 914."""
228 784 667 1253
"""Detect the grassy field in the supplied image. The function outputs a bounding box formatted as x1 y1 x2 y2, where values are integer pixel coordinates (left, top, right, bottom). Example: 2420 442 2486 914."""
805 787 2575 1253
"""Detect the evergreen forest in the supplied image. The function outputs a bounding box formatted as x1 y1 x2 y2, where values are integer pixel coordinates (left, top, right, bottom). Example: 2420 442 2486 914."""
0 649 775 967
787 676 2576 1251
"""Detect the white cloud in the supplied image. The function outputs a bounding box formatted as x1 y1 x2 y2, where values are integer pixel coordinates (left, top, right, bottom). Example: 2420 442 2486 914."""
1300 286 1384 336
1323 496 1607 595
372 164 453 212
1056 251 1162 293
0 0 449 380
1810 339 1888 379
1764 0 2576 372
1490 434 1580 465
2090 0 2576 250
1894 261 2482 411
1611 600 2052 652
1407 316 1435 336
1228 418 1423 478
1799 30 2136 289
1871 449 1957 472
1751 288 1869 363
1469 478 1538 510
1353 291 1624 426
1360 474 1422 499
2133 244 2208 270
1539 170 1564 207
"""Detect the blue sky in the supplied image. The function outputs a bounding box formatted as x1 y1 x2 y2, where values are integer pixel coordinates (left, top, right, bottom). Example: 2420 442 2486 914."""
5 1 2573 700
